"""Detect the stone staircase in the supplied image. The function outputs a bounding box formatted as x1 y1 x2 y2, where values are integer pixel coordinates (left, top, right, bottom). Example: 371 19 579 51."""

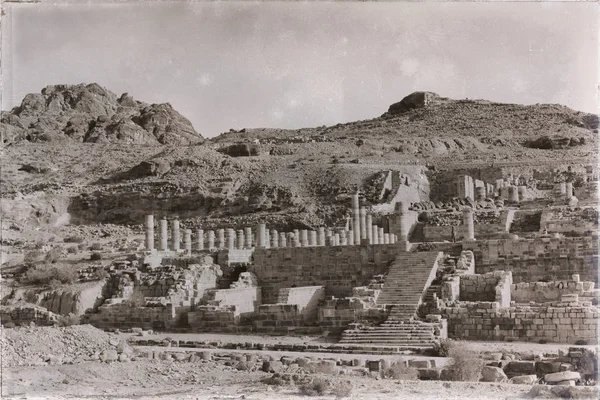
338 251 443 349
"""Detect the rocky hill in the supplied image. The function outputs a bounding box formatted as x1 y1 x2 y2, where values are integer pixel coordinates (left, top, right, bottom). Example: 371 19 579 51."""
0 83 203 145
0 87 598 242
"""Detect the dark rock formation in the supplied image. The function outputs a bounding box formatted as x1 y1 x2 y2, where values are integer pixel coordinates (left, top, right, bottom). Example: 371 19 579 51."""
0 83 203 145
384 91 442 116
527 135 582 150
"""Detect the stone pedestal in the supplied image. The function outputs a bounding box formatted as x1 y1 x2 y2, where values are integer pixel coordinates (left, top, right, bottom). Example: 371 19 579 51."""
271 230 278 248
508 185 519 203
279 232 287 248
300 230 309 247
372 225 379 244
384 233 390 244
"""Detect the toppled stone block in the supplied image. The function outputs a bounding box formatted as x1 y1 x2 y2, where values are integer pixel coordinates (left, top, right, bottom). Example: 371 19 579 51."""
509 375 537 385
100 349 118 362
544 371 581 384
262 360 284 373
505 361 536 374
535 361 562 375
481 366 508 382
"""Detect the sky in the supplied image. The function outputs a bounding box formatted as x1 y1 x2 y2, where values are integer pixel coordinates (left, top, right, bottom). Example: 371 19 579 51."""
2 1 598 137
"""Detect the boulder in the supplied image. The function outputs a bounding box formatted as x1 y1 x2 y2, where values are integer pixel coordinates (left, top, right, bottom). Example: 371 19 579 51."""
481 366 508 382
509 375 538 385
100 349 118 362
262 360 284 373
544 371 580 384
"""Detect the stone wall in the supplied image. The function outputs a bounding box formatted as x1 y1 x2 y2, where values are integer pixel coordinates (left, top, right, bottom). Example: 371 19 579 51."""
276 286 325 322
82 301 178 330
318 297 387 334
252 244 401 303
512 276 598 304
422 211 512 242
460 274 500 302
440 299 599 344
0 304 59 326
540 208 598 235
463 236 599 283
206 287 261 316
187 305 238 332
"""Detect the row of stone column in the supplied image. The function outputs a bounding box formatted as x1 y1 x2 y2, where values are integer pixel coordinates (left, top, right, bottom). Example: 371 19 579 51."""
554 182 574 200
145 216 399 251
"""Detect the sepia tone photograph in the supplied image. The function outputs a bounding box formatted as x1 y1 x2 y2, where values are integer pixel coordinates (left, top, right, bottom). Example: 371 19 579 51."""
0 1 598 399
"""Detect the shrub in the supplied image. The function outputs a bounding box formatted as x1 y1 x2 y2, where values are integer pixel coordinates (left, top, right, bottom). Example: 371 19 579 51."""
443 342 485 382
66 246 78 254
330 381 353 398
382 362 419 380
23 264 78 286
24 250 44 264
431 338 453 357
44 247 62 264
299 378 330 396
64 236 84 243
93 268 109 280
235 361 251 371
77 243 86 251
90 252 102 261
90 242 103 251
57 313 80 327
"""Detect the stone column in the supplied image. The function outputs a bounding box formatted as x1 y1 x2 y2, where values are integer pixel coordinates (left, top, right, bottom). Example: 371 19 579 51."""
390 234 396 244
508 185 519 203
309 230 317 246
384 233 390 244
366 215 373 244
395 202 409 242
217 229 225 249
196 229 204 251
145 215 155 251
333 233 340 246
237 230 245 250
566 182 573 200
207 230 215 249
360 207 367 241
317 227 326 246
264 228 271 249
463 207 475 241
347 231 354 246
184 229 192 254
378 227 385 244
271 230 278 248
300 230 309 247
340 230 347 246
372 225 379 244
517 186 527 202
226 228 235 250
244 227 253 248
559 182 567 198
159 217 168 251
172 218 180 251
352 193 361 245
256 224 266 248
279 232 287 248
293 232 301 247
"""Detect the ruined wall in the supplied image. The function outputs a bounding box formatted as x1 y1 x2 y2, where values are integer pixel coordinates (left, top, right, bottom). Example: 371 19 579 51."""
463 236 599 283
252 244 402 304
318 297 387 334
207 287 261 316
187 305 238 332
460 274 500 302
82 301 177 330
0 304 59 326
512 277 598 304
540 208 598 235
441 299 598 344
276 286 325 322
422 211 511 242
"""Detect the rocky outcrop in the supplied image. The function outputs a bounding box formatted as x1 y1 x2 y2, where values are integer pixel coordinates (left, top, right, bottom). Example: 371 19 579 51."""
527 135 584 150
0 83 203 145
384 91 444 116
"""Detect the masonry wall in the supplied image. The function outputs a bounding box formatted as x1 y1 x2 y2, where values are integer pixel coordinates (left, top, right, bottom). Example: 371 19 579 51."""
460 274 499 301
82 302 178 330
512 279 598 304
0 304 59 326
276 286 325 322
208 287 261 316
252 244 402 304
463 236 599 283
441 300 599 344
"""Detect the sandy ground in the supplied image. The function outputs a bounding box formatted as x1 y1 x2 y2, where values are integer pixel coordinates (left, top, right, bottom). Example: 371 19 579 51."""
1 360 535 400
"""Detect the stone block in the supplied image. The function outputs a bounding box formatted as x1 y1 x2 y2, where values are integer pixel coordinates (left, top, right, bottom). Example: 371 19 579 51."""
505 361 536 374
509 375 537 385
482 366 508 382
262 360 284 373
544 371 581 384
418 368 441 380
535 361 562 375
100 349 118 362
408 359 431 369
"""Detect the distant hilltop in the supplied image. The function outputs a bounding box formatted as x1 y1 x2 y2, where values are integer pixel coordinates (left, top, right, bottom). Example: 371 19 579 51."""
0 83 204 145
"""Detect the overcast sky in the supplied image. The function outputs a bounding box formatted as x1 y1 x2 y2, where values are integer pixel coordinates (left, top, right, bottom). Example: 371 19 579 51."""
2 1 598 137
